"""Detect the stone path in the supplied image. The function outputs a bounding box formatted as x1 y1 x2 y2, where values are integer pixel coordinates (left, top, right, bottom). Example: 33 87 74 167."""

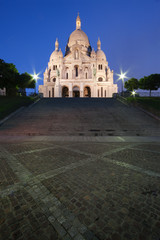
0 98 160 240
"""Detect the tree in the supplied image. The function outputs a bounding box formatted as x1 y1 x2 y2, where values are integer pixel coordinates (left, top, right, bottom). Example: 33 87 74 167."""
124 78 139 91
0 59 35 96
139 74 160 96
0 59 19 96
18 72 35 96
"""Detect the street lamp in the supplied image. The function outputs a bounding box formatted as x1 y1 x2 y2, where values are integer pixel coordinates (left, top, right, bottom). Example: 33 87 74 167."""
117 70 128 96
131 90 136 98
32 73 40 95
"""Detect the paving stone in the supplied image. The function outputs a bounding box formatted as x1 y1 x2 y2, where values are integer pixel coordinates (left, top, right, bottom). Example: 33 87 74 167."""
63 220 73 230
57 215 66 224
83 230 95 240
63 234 72 240
53 220 66 237
78 225 88 234
48 215 55 223
53 208 62 218
74 233 85 240
68 226 79 237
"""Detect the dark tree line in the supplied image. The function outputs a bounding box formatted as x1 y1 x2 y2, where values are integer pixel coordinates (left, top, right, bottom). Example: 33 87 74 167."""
124 74 160 96
0 59 35 96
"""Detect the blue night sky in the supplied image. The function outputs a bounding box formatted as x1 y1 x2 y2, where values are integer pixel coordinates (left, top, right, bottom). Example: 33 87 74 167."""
0 0 160 92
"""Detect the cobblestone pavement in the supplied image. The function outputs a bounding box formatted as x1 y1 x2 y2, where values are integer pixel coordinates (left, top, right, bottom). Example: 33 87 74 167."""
0 98 159 136
0 140 160 240
0 99 160 239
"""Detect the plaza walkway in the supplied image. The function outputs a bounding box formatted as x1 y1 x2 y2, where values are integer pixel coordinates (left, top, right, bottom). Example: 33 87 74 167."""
0 98 160 240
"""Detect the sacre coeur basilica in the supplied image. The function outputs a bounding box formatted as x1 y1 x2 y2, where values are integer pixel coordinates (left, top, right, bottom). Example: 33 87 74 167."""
39 14 118 98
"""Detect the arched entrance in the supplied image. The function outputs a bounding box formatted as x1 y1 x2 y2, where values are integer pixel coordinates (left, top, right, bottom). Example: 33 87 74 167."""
62 86 69 97
73 86 80 97
84 86 91 97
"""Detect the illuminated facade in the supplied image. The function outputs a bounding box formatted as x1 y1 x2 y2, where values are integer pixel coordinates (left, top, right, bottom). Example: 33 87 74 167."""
39 14 117 97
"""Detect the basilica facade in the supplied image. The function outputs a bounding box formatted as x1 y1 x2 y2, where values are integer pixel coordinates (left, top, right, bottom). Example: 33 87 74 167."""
39 14 118 98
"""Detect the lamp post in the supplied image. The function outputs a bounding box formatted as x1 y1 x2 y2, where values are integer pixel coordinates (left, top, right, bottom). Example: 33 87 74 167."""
32 73 39 95
117 71 128 96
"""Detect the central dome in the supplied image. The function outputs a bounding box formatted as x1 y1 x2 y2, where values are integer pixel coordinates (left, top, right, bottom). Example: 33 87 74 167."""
68 29 90 48
65 14 91 56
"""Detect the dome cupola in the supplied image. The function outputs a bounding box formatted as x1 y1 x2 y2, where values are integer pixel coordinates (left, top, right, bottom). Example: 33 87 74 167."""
76 13 81 30
96 37 106 61
55 38 59 51
50 38 61 61
97 37 101 50
65 14 91 56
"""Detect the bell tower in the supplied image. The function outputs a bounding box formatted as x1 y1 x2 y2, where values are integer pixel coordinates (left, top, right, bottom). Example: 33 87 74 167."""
76 13 81 30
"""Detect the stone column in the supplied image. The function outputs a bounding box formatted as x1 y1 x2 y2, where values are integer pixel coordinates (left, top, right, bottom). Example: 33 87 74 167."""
59 85 62 97
69 83 72 97
80 82 83 98
93 85 97 97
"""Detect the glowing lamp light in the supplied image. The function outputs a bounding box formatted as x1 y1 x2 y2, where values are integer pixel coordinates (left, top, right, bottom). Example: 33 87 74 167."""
116 70 128 96
32 72 40 94
131 90 136 97
117 71 128 81
120 73 125 79
32 73 39 81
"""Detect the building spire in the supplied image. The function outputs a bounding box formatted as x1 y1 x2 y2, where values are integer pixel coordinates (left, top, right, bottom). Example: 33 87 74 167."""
97 37 101 50
76 13 81 30
55 38 59 51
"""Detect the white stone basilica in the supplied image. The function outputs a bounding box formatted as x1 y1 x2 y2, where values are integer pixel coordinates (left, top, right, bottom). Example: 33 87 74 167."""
39 14 118 98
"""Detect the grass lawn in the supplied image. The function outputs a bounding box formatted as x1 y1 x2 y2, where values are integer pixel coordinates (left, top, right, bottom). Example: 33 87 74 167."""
127 97 160 117
0 96 36 120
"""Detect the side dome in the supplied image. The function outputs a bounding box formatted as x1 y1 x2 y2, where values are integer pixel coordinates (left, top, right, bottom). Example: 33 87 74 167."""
96 38 106 61
96 49 106 61
50 50 59 61
68 29 90 48
50 39 63 61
